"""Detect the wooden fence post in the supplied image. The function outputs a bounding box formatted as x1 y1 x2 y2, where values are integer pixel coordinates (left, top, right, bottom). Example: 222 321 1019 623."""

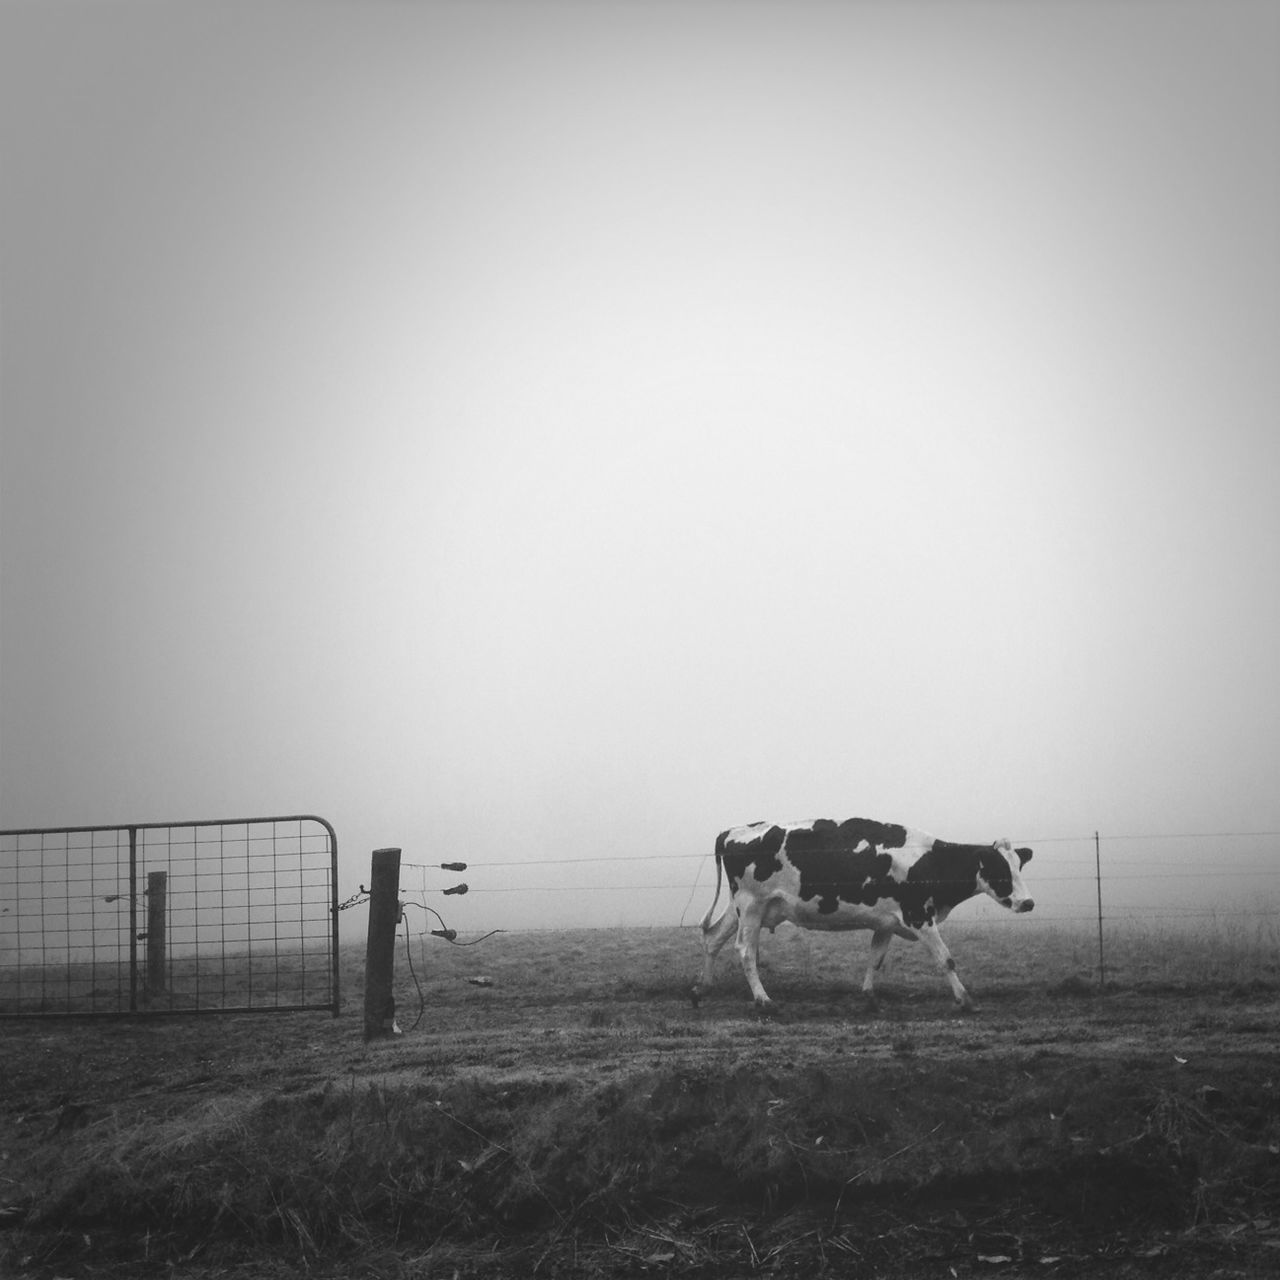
146 871 167 996
363 847 402 1040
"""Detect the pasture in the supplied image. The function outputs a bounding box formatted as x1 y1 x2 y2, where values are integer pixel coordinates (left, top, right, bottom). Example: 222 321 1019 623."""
2 920 1278 1278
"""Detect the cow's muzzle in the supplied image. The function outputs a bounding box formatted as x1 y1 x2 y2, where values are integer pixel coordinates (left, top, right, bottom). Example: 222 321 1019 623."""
1016 899 1035 913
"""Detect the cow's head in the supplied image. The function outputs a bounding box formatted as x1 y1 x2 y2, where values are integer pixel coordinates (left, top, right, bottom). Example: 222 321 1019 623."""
977 840 1035 913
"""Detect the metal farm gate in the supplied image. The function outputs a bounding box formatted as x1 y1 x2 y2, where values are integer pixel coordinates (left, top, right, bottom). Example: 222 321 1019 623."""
0 815 339 1017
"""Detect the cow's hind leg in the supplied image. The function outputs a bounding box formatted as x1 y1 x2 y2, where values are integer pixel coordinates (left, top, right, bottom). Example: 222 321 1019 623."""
691 907 738 1005
733 901 774 1010
916 923 976 1011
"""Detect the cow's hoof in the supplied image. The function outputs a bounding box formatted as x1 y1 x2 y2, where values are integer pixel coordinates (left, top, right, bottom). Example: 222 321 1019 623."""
957 999 978 1015
688 987 702 1009
753 998 776 1016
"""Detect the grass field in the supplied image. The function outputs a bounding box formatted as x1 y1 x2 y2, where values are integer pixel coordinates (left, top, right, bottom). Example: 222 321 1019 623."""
2 919 1278 1278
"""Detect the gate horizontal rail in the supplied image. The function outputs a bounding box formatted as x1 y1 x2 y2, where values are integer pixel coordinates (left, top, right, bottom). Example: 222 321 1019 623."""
1 814 339 1018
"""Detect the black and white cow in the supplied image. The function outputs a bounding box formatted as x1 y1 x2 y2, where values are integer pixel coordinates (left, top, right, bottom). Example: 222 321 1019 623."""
692 817 1034 1011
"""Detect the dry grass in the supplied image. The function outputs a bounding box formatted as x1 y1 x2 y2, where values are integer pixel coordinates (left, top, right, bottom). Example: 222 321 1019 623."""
2 920 1278 1278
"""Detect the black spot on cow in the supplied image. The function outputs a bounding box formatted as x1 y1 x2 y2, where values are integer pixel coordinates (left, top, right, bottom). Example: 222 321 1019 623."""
784 819 908 915
897 841 988 928
790 846 894 914
786 818 909 858
718 824 786 892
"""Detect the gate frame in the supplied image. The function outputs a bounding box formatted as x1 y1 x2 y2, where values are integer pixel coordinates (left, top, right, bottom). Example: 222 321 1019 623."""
0 813 340 1018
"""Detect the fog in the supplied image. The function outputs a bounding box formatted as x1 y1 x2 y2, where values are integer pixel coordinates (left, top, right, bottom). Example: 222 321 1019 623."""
2 2 1277 936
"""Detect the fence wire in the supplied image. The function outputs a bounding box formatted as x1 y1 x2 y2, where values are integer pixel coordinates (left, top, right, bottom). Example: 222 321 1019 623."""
396 830 1279 934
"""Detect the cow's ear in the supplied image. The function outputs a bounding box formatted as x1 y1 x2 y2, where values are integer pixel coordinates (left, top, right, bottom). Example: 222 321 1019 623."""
1015 847 1033 867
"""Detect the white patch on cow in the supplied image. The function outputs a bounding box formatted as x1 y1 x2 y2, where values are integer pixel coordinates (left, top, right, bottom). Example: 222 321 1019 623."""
782 893 910 935
859 833 933 884
884 847 918 882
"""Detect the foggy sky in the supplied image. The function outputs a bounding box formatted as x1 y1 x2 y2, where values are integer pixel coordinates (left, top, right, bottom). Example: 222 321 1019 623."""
2 1 1277 933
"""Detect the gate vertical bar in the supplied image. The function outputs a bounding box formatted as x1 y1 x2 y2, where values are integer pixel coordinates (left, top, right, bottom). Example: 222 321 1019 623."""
147 871 167 996
1095 830 1106 989
363 847 402 1040
326 819 340 1016
128 827 138 1012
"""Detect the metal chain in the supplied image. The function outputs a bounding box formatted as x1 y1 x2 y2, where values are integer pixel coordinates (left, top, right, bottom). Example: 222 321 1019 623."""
336 888 371 912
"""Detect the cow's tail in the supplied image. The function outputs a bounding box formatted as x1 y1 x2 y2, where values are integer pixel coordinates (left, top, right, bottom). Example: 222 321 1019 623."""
698 831 727 933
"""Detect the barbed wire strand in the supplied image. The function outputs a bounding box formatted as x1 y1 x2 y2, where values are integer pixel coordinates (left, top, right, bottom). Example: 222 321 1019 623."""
431 830 1279 871
430 908 1279 934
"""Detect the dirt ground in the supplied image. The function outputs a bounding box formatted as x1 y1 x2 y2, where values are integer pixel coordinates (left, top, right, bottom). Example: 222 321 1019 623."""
2 927 1278 1277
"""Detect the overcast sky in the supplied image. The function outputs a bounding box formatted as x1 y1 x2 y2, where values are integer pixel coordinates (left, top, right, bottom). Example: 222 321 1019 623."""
2 1 1277 932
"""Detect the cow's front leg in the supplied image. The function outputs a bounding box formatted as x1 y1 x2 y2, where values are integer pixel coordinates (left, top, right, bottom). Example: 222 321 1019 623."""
916 923 976 1011
691 906 738 1004
733 902 773 1009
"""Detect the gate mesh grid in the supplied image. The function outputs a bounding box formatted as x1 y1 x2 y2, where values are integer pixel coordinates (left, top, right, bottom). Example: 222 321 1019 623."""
0 816 338 1016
